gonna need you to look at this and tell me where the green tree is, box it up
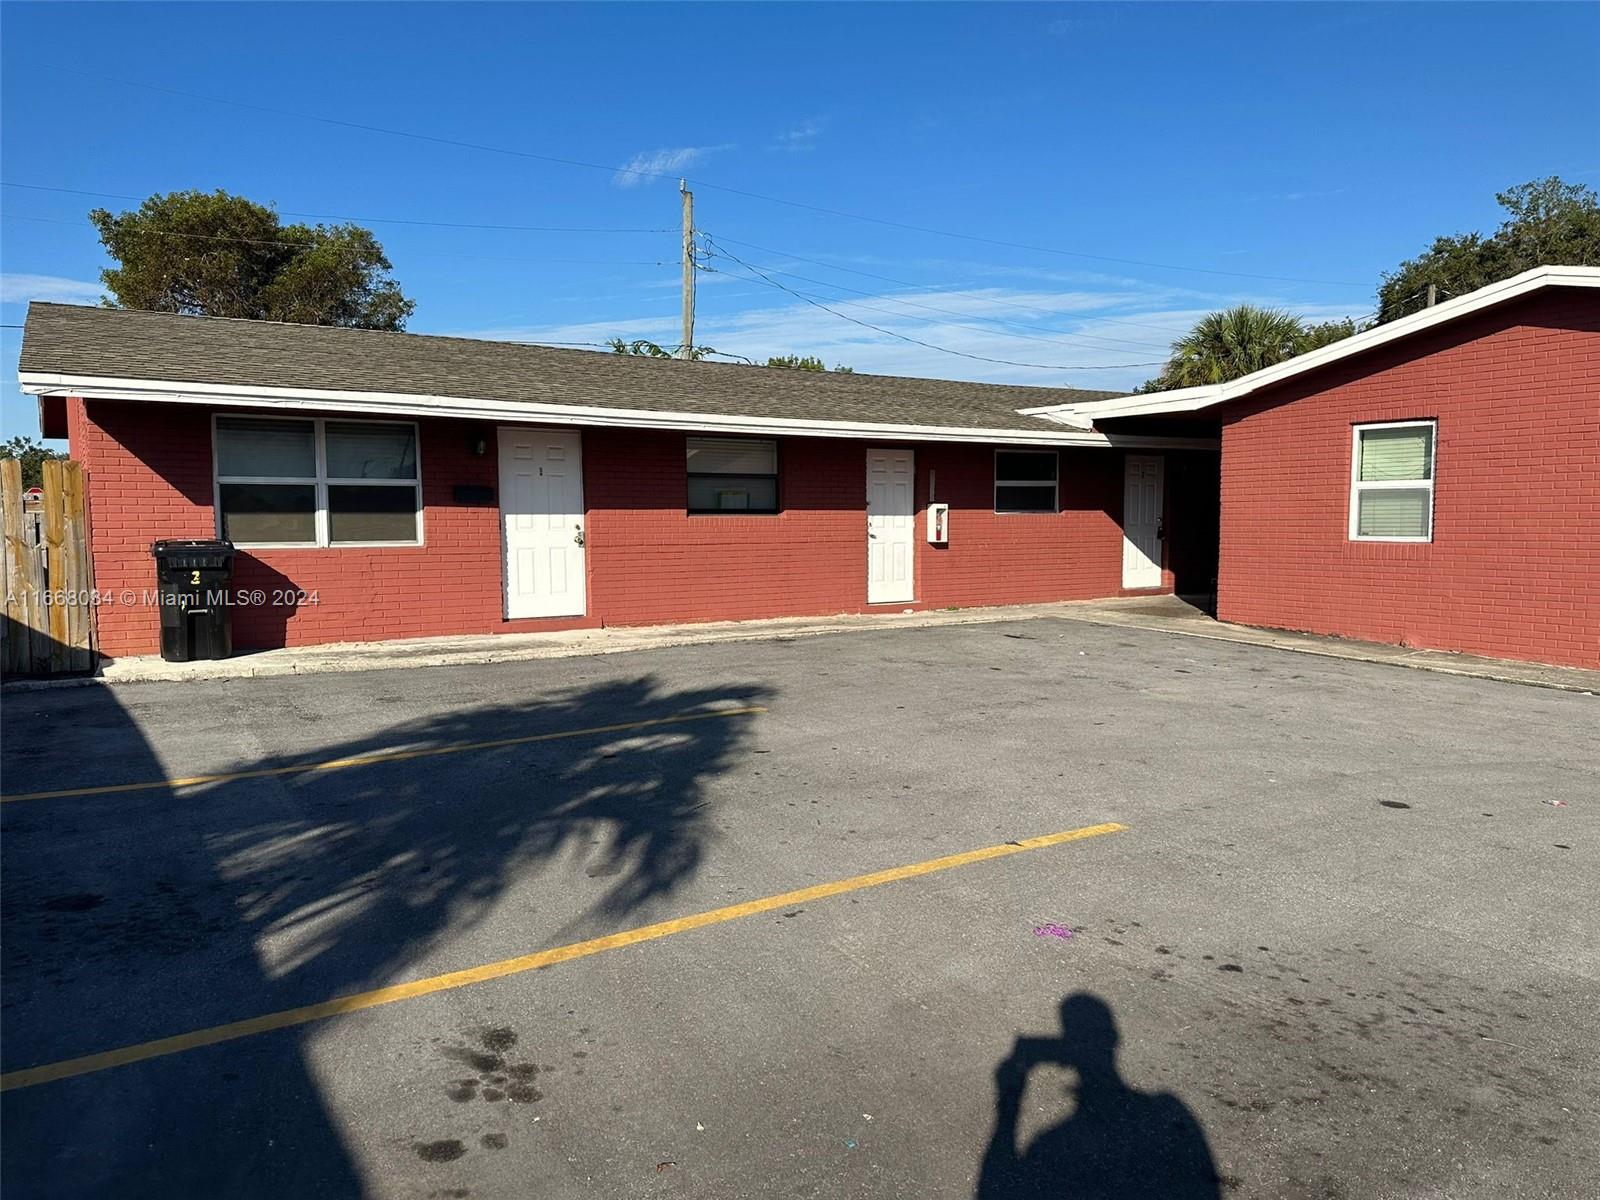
[90,189,415,329]
[1141,305,1310,390]
[606,337,709,360]
[1376,177,1600,322]
[605,341,854,371]
[1297,317,1361,353]
[764,354,853,373]
[1,436,67,489]
[1140,307,1365,391]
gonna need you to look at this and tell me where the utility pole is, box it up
[1425,283,1437,308]
[680,179,695,359]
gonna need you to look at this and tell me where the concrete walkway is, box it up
[6,595,1595,693]
[1053,595,1599,694]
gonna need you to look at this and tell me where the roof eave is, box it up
[1030,265,1600,424]
[17,371,1220,450]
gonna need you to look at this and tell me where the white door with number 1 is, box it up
[1122,454,1164,589]
[500,428,586,618]
[866,448,915,603]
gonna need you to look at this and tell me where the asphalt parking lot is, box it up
[2,617,1596,1199]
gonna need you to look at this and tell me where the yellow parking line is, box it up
[0,821,1124,1092]
[0,706,768,804]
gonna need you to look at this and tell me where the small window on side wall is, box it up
[995,450,1058,513]
[1350,421,1435,541]
[687,436,779,513]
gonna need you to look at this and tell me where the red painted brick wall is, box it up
[1216,289,1600,669]
[69,399,1205,657]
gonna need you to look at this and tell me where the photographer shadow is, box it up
[977,993,1220,1200]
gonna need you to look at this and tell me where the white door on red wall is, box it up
[1122,455,1164,589]
[499,428,586,618]
[866,448,915,603]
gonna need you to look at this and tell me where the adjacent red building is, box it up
[1043,266,1599,670]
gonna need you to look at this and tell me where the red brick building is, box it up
[1040,266,1599,670]
[20,303,1218,659]
[20,266,1596,669]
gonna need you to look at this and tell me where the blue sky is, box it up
[3,1,1596,443]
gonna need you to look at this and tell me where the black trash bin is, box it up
[152,539,236,662]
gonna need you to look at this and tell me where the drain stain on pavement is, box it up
[414,1139,467,1163]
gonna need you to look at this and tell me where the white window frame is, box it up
[685,435,781,515]
[993,449,1059,514]
[212,413,424,549]
[1348,419,1436,543]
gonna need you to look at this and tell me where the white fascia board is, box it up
[1021,408,1098,431]
[16,371,1220,450]
[1049,386,1224,422]
[1019,266,1600,423]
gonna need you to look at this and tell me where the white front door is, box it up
[1122,454,1164,589]
[866,448,915,604]
[499,428,586,618]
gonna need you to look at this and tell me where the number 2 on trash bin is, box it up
[190,570,201,585]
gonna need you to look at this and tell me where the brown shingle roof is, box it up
[19,303,1122,433]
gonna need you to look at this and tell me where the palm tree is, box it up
[1144,305,1309,390]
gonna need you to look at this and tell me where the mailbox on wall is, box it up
[927,502,949,545]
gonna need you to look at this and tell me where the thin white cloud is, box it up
[613,145,727,188]
[773,118,823,152]
[448,283,1366,393]
[0,274,102,305]
[1245,187,1350,204]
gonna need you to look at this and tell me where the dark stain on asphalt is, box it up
[1379,801,1411,810]
[444,1046,505,1074]
[415,1139,467,1163]
[481,1133,508,1151]
[440,1029,543,1105]
[1219,963,1244,973]
[40,893,105,913]
[480,1027,517,1053]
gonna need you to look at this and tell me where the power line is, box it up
[3,213,671,267]
[39,68,1369,289]
[701,236,1169,353]
[703,251,1163,356]
[707,243,1162,375]
[702,233,1204,338]
[0,182,674,234]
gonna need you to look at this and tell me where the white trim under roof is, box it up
[16,371,1220,450]
[1024,265,1600,427]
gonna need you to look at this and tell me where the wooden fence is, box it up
[2,458,97,677]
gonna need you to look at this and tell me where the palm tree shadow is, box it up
[977,993,1221,1200]
[202,674,765,999]
[1,671,768,1198]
